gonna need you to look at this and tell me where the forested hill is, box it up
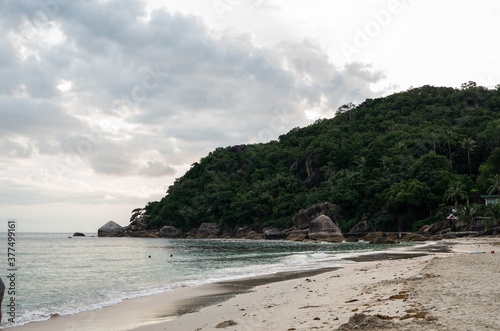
[139,83,500,233]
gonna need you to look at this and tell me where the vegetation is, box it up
[137,83,500,232]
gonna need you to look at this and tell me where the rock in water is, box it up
[159,226,182,238]
[73,232,85,237]
[98,221,124,237]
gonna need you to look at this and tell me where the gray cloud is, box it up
[0,0,384,179]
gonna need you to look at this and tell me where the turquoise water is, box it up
[0,233,411,328]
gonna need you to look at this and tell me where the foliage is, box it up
[136,84,500,232]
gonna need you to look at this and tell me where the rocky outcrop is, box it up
[292,209,312,230]
[304,169,324,188]
[292,202,340,230]
[159,226,182,238]
[195,223,220,238]
[263,227,286,240]
[349,218,375,234]
[234,226,252,238]
[286,229,309,241]
[403,233,428,241]
[361,231,384,241]
[308,215,344,242]
[422,220,450,235]
[98,221,124,237]
[245,231,264,239]
[73,232,85,237]
[129,215,152,232]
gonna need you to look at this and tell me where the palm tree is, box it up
[461,138,477,175]
[488,174,500,195]
[444,181,467,211]
[456,200,480,231]
[484,203,500,230]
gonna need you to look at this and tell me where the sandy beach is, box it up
[8,237,500,331]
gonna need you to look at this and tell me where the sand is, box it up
[8,237,500,331]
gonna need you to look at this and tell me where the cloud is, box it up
[0,0,385,220]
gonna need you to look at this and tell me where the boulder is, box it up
[346,236,359,242]
[425,220,449,234]
[159,226,182,238]
[308,215,344,242]
[361,231,384,241]
[263,227,285,240]
[371,236,397,245]
[196,223,220,238]
[304,169,324,188]
[403,233,429,241]
[286,230,309,241]
[73,232,85,237]
[98,221,124,237]
[245,231,264,240]
[292,209,312,230]
[349,219,375,234]
[306,202,340,226]
[234,226,252,238]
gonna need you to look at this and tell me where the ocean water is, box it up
[0,233,414,328]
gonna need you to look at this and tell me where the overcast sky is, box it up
[1,0,499,233]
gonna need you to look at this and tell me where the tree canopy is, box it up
[139,84,500,232]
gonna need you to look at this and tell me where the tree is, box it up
[488,174,500,195]
[461,138,477,176]
[484,203,500,230]
[456,200,480,231]
[443,130,455,166]
[443,182,467,211]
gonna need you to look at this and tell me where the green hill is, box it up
[138,83,500,233]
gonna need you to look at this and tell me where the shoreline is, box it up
[7,241,437,331]
[9,237,499,330]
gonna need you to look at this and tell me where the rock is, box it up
[403,233,429,241]
[196,223,220,238]
[371,236,386,244]
[286,230,309,241]
[185,228,198,237]
[293,202,340,230]
[292,209,312,230]
[263,227,285,240]
[215,320,237,328]
[159,226,182,238]
[98,221,124,237]
[418,225,430,233]
[425,220,449,234]
[73,232,85,237]
[308,215,344,242]
[337,313,400,330]
[361,231,383,241]
[234,226,252,238]
[349,218,375,234]
[245,231,264,239]
[304,169,324,188]
[346,236,359,242]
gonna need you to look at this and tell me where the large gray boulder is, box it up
[308,215,344,242]
[159,226,182,238]
[195,223,220,238]
[292,202,340,229]
[98,221,124,237]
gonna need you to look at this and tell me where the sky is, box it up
[1,0,499,233]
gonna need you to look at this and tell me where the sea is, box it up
[0,232,418,328]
